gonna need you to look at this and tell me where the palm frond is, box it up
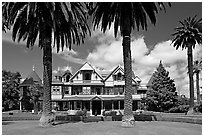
[172,16,202,50]
[92,2,168,37]
[3,2,90,52]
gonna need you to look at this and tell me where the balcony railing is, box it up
[83,80,91,83]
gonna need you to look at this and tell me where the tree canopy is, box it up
[2,70,21,111]
[146,61,177,112]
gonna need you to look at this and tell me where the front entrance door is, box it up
[92,100,101,115]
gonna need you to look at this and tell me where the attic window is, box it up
[66,75,70,82]
[85,73,91,80]
[117,72,122,81]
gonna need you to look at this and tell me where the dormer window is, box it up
[66,75,70,82]
[117,72,122,81]
[85,73,91,80]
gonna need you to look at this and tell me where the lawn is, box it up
[2,120,202,135]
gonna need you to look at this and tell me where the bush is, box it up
[168,105,189,113]
[102,110,118,116]
[193,104,202,113]
[75,110,83,116]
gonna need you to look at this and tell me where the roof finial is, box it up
[160,60,162,64]
[33,65,35,71]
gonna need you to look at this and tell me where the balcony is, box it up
[83,80,91,83]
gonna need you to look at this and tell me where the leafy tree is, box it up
[28,81,43,114]
[2,2,90,127]
[171,16,202,113]
[89,2,170,127]
[193,60,202,105]
[146,61,177,112]
[2,70,21,111]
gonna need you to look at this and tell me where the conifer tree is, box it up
[146,61,177,112]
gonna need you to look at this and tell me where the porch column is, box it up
[101,100,103,115]
[102,86,104,95]
[19,101,22,111]
[90,101,92,115]
[118,100,120,110]
[112,101,114,110]
[80,101,82,110]
[74,101,77,110]
[70,101,73,110]
[101,100,103,109]
[68,102,70,110]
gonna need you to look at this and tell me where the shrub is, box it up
[193,104,202,113]
[168,105,189,113]
[102,110,118,116]
[75,110,83,116]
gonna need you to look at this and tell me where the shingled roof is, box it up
[20,70,42,87]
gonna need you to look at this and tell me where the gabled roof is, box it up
[147,74,154,87]
[20,70,42,87]
[135,76,141,82]
[104,65,123,81]
[104,64,138,84]
[62,70,72,77]
[70,62,103,81]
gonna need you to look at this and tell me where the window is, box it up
[72,86,82,95]
[113,75,117,81]
[85,73,91,80]
[83,86,91,95]
[64,86,70,95]
[52,86,61,95]
[96,87,101,95]
[117,72,122,81]
[66,75,70,82]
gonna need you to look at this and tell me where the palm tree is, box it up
[193,60,202,105]
[91,2,169,127]
[3,2,90,127]
[171,16,202,113]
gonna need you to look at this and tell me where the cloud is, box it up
[52,43,85,65]
[86,29,202,97]
[3,29,85,65]
[53,65,73,74]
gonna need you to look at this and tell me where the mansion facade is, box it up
[52,62,147,115]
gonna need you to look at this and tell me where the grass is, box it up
[2,120,202,135]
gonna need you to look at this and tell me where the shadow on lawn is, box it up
[2,121,14,125]
[53,121,80,126]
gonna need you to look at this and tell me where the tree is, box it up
[28,82,43,114]
[145,61,177,112]
[193,60,202,105]
[171,16,202,113]
[2,70,21,111]
[3,2,90,127]
[90,2,169,127]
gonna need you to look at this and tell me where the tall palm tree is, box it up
[3,2,90,127]
[193,60,202,105]
[171,16,202,113]
[91,2,169,127]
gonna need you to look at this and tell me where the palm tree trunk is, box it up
[196,72,200,105]
[121,11,135,127]
[187,44,194,114]
[39,25,54,127]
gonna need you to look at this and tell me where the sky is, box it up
[2,2,202,97]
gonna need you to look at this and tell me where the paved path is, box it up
[2,120,202,135]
